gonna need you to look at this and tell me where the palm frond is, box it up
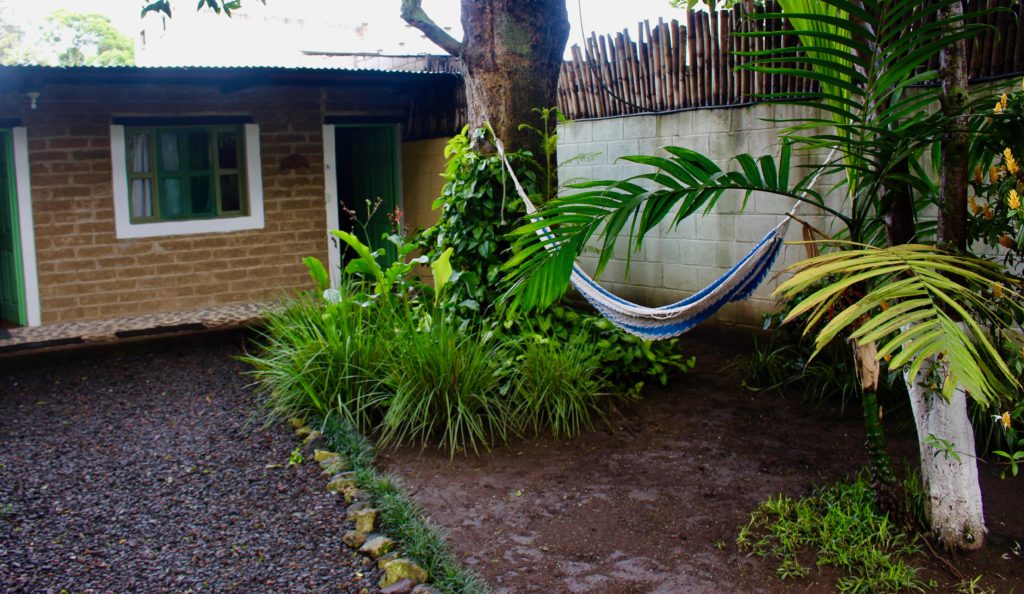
[775,244,1024,405]
[503,141,835,311]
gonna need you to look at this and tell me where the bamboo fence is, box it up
[557,0,1024,120]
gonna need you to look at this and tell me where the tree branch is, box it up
[400,0,462,57]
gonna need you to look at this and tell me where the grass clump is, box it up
[379,316,509,454]
[513,330,621,438]
[319,414,491,594]
[737,472,927,593]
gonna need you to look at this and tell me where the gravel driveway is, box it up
[0,336,381,594]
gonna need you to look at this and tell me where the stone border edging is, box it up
[290,418,442,594]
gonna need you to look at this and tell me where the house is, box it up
[0,64,463,330]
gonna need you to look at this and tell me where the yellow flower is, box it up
[990,165,1000,183]
[993,282,1004,298]
[1006,148,1019,175]
[974,166,984,184]
[1010,188,1021,210]
[1001,93,1009,111]
[969,194,981,215]
[1000,411,1011,429]
[983,203,994,220]
[995,100,1004,114]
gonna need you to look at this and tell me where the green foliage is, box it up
[241,292,390,432]
[378,314,509,455]
[775,243,1024,406]
[737,473,927,593]
[512,330,618,438]
[286,445,303,467]
[419,126,538,319]
[44,10,134,66]
[317,415,491,594]
[142,0,263,18]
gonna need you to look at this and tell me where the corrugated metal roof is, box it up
[0,60,460,76]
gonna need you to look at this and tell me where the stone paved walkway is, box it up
[0,303,271,356]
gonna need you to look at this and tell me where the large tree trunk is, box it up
[402,0,570,156]
[906,0,985,551]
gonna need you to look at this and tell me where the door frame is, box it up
[1,127,40,327]
[321,122,402,289]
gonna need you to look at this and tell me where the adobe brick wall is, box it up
[558,104,841,330]
[0,81,446,325]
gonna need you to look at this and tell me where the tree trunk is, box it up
[402,0,570,157]
[937,1,970,253]
[905,358,986,550]
[904,0,986,551]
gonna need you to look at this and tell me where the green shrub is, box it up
[512,330,620,438]
[378,314,511,454]
[737,472,927,593]
[242,292,390,431]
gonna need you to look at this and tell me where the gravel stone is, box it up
[0,339,384,593]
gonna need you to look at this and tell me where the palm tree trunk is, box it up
[909,0,986,550]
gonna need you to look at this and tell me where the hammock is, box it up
[495,138,795,341]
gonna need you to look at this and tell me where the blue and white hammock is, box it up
[495,138,796,341]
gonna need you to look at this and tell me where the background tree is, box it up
[0,2,40,65]
[43,10,134,66]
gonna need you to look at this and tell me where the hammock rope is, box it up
[495,137,804,341]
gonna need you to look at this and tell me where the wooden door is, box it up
[334,125,400,264]
[0,130,25,326]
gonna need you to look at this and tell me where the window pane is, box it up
[128,133,150,174]
[218,132,239,169]
[130,179,153,218]
[161,178,183,218]
[191,175,213,216]
[219,174,241,212]
[188,131,210,170]
[160,133,180,172]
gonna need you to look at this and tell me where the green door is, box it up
[334,125,400,263]
[0,129,26,326]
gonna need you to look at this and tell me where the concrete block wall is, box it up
[558,103,841,329]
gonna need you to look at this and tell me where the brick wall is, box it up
[558,104,840,329]
[0,80,447,325]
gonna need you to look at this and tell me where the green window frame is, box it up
[124,125,248,223]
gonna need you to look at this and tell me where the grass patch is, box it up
[319,414,491,594]
[737,472,928,593]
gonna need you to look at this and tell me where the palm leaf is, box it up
[775,244,1024,405]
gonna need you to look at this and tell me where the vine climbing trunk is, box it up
[853,340,907,525]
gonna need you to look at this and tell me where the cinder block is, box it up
[622,115,657,140]
[591,118,624,142]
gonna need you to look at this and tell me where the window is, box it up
[110,120,264,239]
[125,126,246,222]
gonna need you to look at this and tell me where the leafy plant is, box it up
[418,126,538,320]
[377,313,510,455]
[737,473,926,593]
[286,445,304,467]
[512,330,618,438]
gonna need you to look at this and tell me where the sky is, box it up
[3,0,686,62]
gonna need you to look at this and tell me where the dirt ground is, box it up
[381,335,1024,594]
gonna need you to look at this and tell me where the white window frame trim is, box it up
[110,123,265,239]
[12,127,41,326]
